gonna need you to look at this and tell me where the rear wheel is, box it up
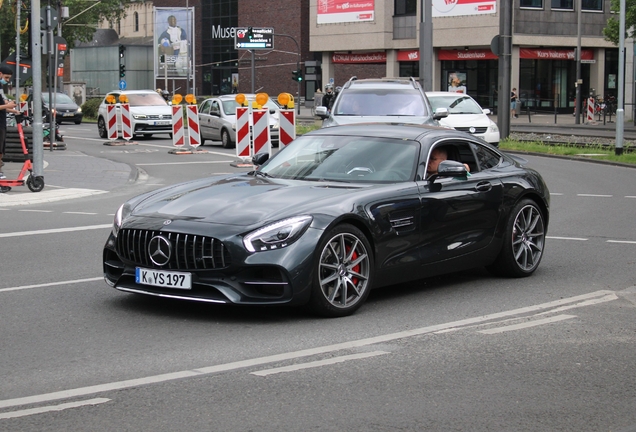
[309,224,373,317]
[487,199,545,277]
[221,129,233,149]
[27,175,45,192]
[97,117,107,138]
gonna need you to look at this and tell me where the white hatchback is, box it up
[97,90,173,139]
[426,91,500,146]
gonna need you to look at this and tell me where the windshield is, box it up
[42,93,75,105]
[428,95,484,114]
[333,89,427,117]
[258,135,419,183]
[221,99,278,116]
[125,93,169,107]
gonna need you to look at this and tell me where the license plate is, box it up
[154,121,170,126]
[135,268,192,289]
[63,113,74,117]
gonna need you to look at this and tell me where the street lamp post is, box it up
[274,33,301,115]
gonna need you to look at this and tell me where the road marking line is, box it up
[0,224,111,238]
[63,212,99,215]
[577,194,613,197]
[136,161,235,166]
[478,314,577,334]
[0,398,110,419]
[18,209,53,213]
[251,351,390,377]
[607,240,636,245]
[547,236,588,241]
[626,196,636,199]
[0,290,615,411]
[0,277,103,293]
[549,193,563,196]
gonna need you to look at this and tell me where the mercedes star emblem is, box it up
[148,236,172,266]
[469,127,476,134]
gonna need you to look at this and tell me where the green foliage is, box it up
[603,0,636,45]
[81,97,103,119]
[500,139,636,165]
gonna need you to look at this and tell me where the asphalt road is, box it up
[0,124,634,431]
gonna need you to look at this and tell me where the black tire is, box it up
[309,224,373,317]
[97,117,107,138]
[221,129,233,149]
[74,120,82,125]
[27,175,45,192]
[487,199,546,278]
[200,137,206,146]
[143,134,153,139]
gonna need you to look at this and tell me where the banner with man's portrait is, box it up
[154,7,194,79]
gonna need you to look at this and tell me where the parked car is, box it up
[315,77,448,127]
[198,94,280,148]
[97,90,172,139]
[426,91,500,146]
[28,92,83,125]
[103,123,549,317]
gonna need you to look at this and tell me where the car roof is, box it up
[305,123,453,140]
[346,78,421,91]
[107,89,160,94]
[426,91,476,98]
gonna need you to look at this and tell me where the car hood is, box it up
[130,175,364,227]
[326,115,432,127]
[129,105,172,116]
[439,113,493,128]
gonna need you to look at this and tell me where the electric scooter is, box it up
[0,113,45,193]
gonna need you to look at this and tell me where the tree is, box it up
[603,0,636,45]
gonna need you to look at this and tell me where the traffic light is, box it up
[247,27,253,39]
[119,44,126,58]
[119,64,126,78]
[292,70,303,82]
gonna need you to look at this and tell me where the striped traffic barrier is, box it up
[236,107,251,159]
[279,109,295,147]
[171,105,185,147]
[252,108,271,156]
[587,97,595,123]
[106,105,118,140]
[120,103,133,140]
[186,105,201,148]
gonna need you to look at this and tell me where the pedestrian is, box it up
[0,65,18,192]
[511,88,519,119]
[322,85,335,112]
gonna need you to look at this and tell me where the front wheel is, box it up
[309,224,373,317]
[488,199,546,277]
[221,129,233,149]
[27,175,45,192]
[97,117,107,138]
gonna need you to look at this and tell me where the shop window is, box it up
[395,0,417,16]
[582,0,602,11]
[133,12,139,32]
[551,0,573,10]
[520,0,543,8]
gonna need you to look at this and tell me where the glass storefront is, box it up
[200,0,238,96]
[440,60,498,109]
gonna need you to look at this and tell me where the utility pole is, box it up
[496,0,513,140]
[616,0,625,155]
[575,0,582,124]
[31,0,44,177]
[419,0,433,91]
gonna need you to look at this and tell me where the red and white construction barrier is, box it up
[186,105,201,148]
[587,97,595,123]
[120,103,133,140]
[235,107,251,159]
[106,105,118,140]
[279,109,295,147]
[252,109,271,156]
[171,105,185,147]
[19,101,28,115]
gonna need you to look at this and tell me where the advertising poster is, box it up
[154,7,194,78]
[317,0,374,24]
[432,0,496,18]
[447,71,467,94]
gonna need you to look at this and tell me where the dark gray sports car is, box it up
[103,123,549,317]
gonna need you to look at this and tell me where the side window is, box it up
[199,100,210,114]
[423,141,477,178]
[210,101,220,115]
[470,143,502,171]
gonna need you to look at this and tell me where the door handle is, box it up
[475,181,492,192]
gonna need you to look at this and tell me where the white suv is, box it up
[97,90,173,139]
[315,77,448,127]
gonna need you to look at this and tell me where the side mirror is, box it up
[315,105,329,119]
[433,107,449,120]
[427,160,467,186]
[252,152,270,167]
[483,108,491,115]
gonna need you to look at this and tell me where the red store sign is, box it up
[520,48,594,60]
[332,52,386,63]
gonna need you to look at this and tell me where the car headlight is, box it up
[244,216,313,252]
[232,123,236,130]
[489,121,499,133]
[77,107,82,113]
[133,114,147,119]
[112,203,131,236]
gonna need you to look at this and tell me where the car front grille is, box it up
[455,126,488,134]
[146,115,169,120]
[115,229,231,270]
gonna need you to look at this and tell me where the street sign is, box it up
[119,80,127,90]
[235,27,274,50]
